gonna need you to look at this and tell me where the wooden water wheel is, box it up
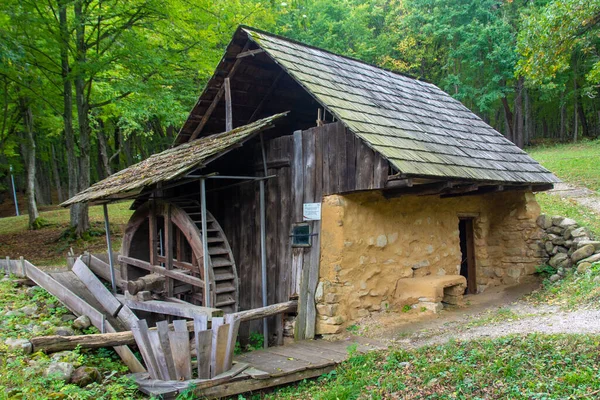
[121,199,239,313]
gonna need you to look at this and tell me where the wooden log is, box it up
[127,273,166,295]
[119,255,205,288]
[231,300,298,323]
[86,254,125,288]
[30,331,137,353]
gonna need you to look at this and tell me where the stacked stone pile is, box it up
[536,214,600,280]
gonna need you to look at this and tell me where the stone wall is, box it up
[316,190,545,335]
[536,214,600,278]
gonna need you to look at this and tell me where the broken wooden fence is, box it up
[131,314,241,381]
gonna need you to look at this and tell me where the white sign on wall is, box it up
[303,203,322,221]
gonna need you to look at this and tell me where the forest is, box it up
[1,0,599,234]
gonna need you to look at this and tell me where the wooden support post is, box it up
[102,203,117,293]
[259,179,268,348]
[164,203,174,298]
[200,178,210,307]
[224,77,232,131]
[148,201,158,267]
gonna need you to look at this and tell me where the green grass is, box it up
[528,139,600,191]
[264,334,600,399]
[0,201,133,236]
[0,278,141,399]
[535,193,600,237]
[527,262,600,310]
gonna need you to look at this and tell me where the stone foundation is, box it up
[316,190,544,335]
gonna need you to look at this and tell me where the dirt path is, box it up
[353,279,600,350]
[548,182,600,214]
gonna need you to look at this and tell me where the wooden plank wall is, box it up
[209,122,389,341]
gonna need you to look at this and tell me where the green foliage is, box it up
[535,264,558,277]
[247,332,265,352]
[401,305,411,313]
[528,262,600,309]
[0,279,140,398]
[268,335,600,399]
[30,218,50,231]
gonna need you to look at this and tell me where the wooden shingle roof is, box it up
[241,28,558,184]
[61,113,286,206]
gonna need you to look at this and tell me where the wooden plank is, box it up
[156,320,177,380]
[234,350,311,376]
[87,254,125,288]
[223,314,240,371]
[214,323,230,376]
[119,297,221,319]
[194,315,212,379]
[169,320,192,380]
[210,317,224,378]
[165,204,174,298]
[119,255,205,288]
[24,261,105,328]
[197,365,335,399]
[374,153,390,189]
[224,77,232,131]
[72,258,123,317]
[304,220,320,339]
[327,124,339,194]
[131,319,160,379]
[291,130,304,221]
[345,126,357,192]
[268,345,338,366]
[147,330,171,381]
[335,123,347,192]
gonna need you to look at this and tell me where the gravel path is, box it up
[405,308,600,349]
[548,182,600,214]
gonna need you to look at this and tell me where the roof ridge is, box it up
[239,25,434,86]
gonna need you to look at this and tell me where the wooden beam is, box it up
[164,204,174,297]
[188,42,250,141]
[120,297,222,320]
[384,181,455,198]
[119,255,205,288]
[384,178,413,189]
[236,48,265,58]
[148,201,158,266]
[224,77,232,131]
[231,300,297,323]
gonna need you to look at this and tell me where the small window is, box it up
[291,223,311,247]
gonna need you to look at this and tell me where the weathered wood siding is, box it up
[209,122,390,340]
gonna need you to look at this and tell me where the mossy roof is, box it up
[61,113,286,206]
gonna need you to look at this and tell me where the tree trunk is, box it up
[577,97,589,138]
[21,101,39,228]
[513,76,524,148]
[524,86,532,145]
[573,57,578,143]
[560,91,566,140]
[74,1,90,236]
[58,0,84,231]
[501,97,514,143]
[97,122,112,176]
[51,144,65,203]
[122,130,133,167]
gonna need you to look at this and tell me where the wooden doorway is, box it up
[459,217,477,294]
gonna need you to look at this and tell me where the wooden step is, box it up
[213,272,235,281]
[215,299,236,307]
[208,247,229,256]
[215,284,236,294]
[211,258,233,268]
[207,237,224,244]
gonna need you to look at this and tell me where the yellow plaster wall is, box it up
[315,190,544,334]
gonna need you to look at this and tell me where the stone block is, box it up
[444,284,466,296]
[579,253,600,265]
[549,253,568,268]
[577,262,592,274]
[316,303,338,317]
[324,293,339,304]
[558,217,578,228]
[576,241,600,251]
[442,294,463,305]
[316,321,343,335]
[571,244,596,263]
[547,226,564,235]
[571,227,590,238]
[417,301,443,313]
[323,316,345,325]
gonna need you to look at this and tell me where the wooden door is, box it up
[459,217,477,294]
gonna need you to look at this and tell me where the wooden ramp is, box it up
[134,336,387,399]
